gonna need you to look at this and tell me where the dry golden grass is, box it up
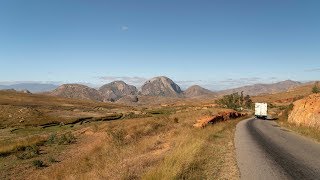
[279,120,320,142]
[25,108,243,180]
[143,117,243,180]
[0,135,47,156]
[0,90,243,179]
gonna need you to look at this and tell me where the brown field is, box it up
[0,90,245,179]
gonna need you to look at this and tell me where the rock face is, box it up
[50,84,102,101]
[98,81,138,102]
[218,80,302,96]
[184,85,213,97]
[193,110,247,128]
[288,94,320,128]
[140,76,182,97]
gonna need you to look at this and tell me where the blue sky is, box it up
[0,0,319,90]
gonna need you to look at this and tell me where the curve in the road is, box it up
[235,118,320,180]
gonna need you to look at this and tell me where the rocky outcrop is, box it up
[98,81,138,102]
[288,94,320,128]
[50,84,102,101]
[140,76,182,97]
[193,110,247,128]
[184,85,213,97]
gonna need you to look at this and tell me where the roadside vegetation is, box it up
[312,82,320,93]
[216,92,253,110]
[275,103,320,142]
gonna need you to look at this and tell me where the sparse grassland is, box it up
[24,109,244,179]
[0,90,244,179]
[143,117,243,180]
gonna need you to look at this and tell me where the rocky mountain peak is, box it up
[98,81,138,102]
[50,84,102,101]
[184,85,213,97]
[140,76,182,97]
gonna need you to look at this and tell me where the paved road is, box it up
[235,118,320,180]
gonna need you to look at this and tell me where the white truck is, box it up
[255,103,268,119]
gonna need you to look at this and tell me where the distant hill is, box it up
[252,82,316,104]
[184,85,214,97]
[140,76,183,97]
[49,84,102,101]
[218,80,302,96]
[0,83,58,93]
[99,81,138,102]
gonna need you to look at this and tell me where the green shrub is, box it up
[288,103,294,111]
[58,132,76,145]
[278,103,294,122]
[312,84,320,93]
[147,108,175,115]
[16,145,40,160]
[216,92,253,110]
[46,132,76,145]
[32,160,45,168]
[269,103,276,108]
[47,133,57,144]
[125,112,150,119]
[48,156,57,163]
[107,128,126,146]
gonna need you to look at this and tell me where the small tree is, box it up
[240,91,244,106]
[312,83,320,93]
[217,92,253,110]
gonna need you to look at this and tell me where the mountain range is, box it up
[217,80,302,96]
[1,77,312,103]
[0,83,58,93]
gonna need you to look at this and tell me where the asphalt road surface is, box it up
[235,118,320,180]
